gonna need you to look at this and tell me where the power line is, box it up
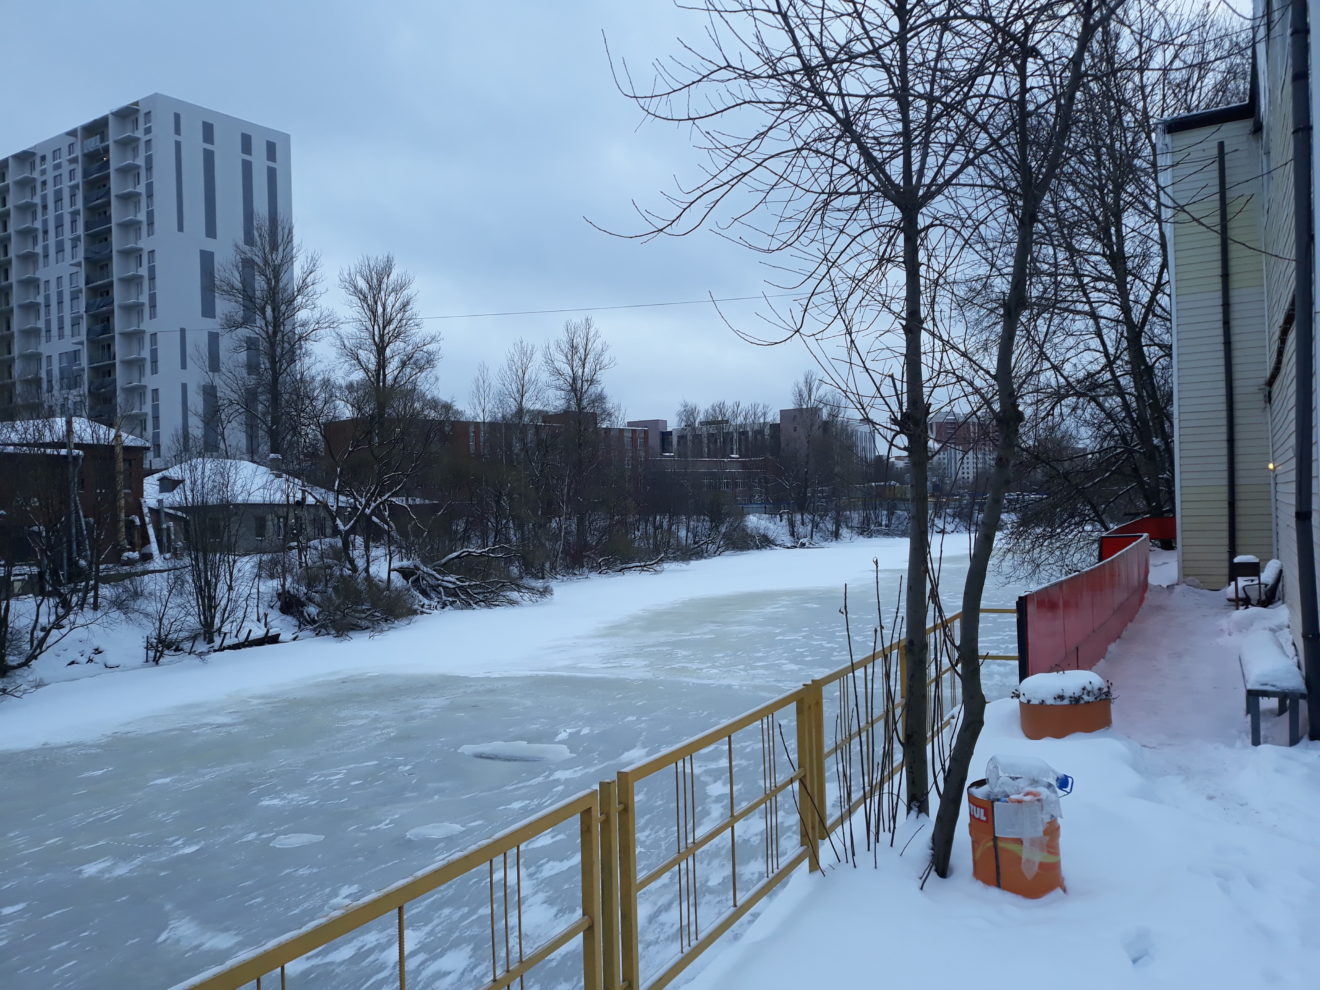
[418,291,801,322]
[121,291,805,335]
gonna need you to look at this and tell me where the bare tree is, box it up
[337,255,441,433]
[615,0,1002,815]
[170,456,253,646]
[496,338,545,424]
[543,317,615,569]
[214,215,335,466]
[927,0,1121,878]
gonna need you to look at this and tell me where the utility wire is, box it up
[95,291,803,336]
[418,291,801,321]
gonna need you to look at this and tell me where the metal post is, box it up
[580,795,603,990]
[616,774,640,990]
[597,780,620,990]
[794,684,824,871]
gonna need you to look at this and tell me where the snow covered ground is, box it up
[680,572,1320,990]
[0,536,1026,989]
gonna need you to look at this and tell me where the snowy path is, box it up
[0,538,1024,989]
[680,576,1320,990]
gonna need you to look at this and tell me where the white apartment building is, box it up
[0,94,291,468]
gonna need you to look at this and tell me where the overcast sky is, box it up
[5,0,822,423]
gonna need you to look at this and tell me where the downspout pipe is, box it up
[1289,0,1320,739]
[1218,141,1238,562]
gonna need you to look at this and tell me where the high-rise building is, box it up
[0,94,291,467]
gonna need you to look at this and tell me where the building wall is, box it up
[1165,115,1274,588]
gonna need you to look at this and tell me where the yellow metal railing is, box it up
[180,791,603,990]
[182,608,1018,990]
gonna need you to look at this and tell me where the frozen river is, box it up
[0,538,1024,988]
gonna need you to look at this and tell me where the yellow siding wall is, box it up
[1167,117,1274,588]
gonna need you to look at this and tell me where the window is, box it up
[72,316,81,338]
[70,215,78,234]
[149,332,159,374]
[266,140,277,162]
[53,146,61,161]
[144,110,152,126]
[202,120,214,145]
[241,133,252,156]
[68,166,76,182]
[54,174,62,187]
[173,112,182,136]
[70,188,78,207]
[70,271,79,288]
[254,515,267,540]
[179,328,187,369]
[67,142,74,157]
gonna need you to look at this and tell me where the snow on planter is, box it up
[1013,670,1111,705]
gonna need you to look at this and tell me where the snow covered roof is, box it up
[144,458,333,508]
[0,417,150,449]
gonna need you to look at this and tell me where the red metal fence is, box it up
[1098,515,1176,561]
[1016,517,1172,680]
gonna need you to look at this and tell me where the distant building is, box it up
[0,416,149,555]
[930,410,997,489]
[145,457,330,554]
[628,408,873,505]
[0,94,292,467]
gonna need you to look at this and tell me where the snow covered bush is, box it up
[1012,670,1113,705]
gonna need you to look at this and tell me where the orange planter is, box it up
[967,781,1065,898]
[1018,698,1111,739]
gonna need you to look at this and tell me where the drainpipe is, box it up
[1218,141,1238,563]
[1290,0,1320,739]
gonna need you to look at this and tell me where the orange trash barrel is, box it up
[967,779,1065,898]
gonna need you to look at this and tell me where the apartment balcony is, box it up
[84,242,113,262]
[114,187,142,201]
[15,243,37,258]
[14,215,37,233]
[117,297,144,312]
[113,156,141,171]
[15,271,39,284]
[116,323,144,335]
[85,296,115,314]
[115,214,143,229]
[85,188,111,208]
[82,136,107,154]
[11,171,36,188]
[85,216,112,236]
[13,191,36,209]
[112,131,141,146]
[87,321,115,339]
[117,269,144,283]
[83,160,110,180]
[89,352,117,368]
[115,239,143,253]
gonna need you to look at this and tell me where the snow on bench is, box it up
[1238,629,1307,746]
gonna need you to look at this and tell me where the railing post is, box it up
[580,791,604,990]
[795,681,825,871]
[598,780,620,990]
[616,773,641,990]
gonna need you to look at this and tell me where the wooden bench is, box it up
[1239,630,1308,746]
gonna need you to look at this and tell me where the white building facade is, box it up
[0,94,291,468]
